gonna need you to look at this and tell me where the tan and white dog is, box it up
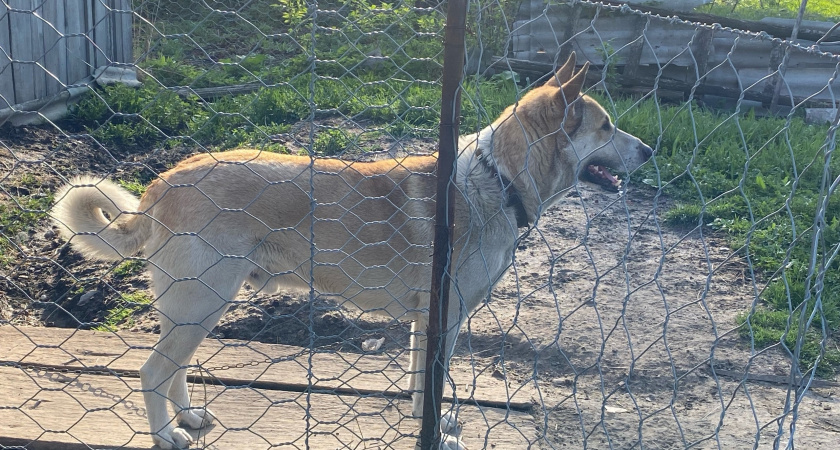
[51,53,652,449]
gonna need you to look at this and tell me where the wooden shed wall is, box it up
[511,1,840,106]
[0,0,132,110]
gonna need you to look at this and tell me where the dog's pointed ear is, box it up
[557,61,589,104]
[544,52,577,88]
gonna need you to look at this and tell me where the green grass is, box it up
[112,259,145,277]
[93,292,154,332]
[695,0,840,22]
[607,94,839,375]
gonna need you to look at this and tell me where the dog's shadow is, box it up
[214,293,414,355]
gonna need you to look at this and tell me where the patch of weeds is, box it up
[313,128,352,156]
[71,90,110,124]
[272,0,309,26]
[144,54,202,86]
[18,173,40,188]
[229,123,293,152]
[112,259,145,277]
[250,85,309,125]
[74,83,204,149]
[117,179,147,196]
[663,204,703,227]
[737,308,840,377]
[0,194,54,265]
[93,292,153,332]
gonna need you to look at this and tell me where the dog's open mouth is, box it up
[584,164,622,191]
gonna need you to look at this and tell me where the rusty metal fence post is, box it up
[420,0,468,448]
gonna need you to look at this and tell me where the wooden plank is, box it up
[0,326,537,410]
[64,0,89,85]
[691,27,714,88]
[491,57,839,108]
[41,0,63,94]
[92,0,110,69]
[620,15,648,81]
[9,0,36,104]
[31,0,46,98]
[115,0,132,64]
[112,0,123,63]
[0,1,14,108]
[0,366,537,449]
[84,0,95,80]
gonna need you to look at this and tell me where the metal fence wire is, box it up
[1,0,839,449]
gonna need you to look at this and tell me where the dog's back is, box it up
[133,150,439,313]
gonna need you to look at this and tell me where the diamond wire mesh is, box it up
[0,0,838,449]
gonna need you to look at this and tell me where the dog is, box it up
[51,53,652,448]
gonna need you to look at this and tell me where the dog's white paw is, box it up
[177,407,215,429]
[440,434,468,450]
[439,411,462,437]
[439,411,466,450]
[153,426,193,449]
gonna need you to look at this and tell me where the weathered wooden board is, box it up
[509,0,840,107]
[63,2,90,87]
[0,1,13,108]
[0,0,134,115]
[0,366,537,449]
[9,0,36,104]
[115,0,133,66]
[41,0,66,95]
[0,326,536,409]
[93,0,111,70]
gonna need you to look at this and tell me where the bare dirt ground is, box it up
[2,125,839,448]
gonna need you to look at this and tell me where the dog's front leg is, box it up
[141,342,196,449]
[408,316,428,417]
[170,366,216,430]
[409,304,468,418]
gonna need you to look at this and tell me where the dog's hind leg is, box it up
[142,254,246,449]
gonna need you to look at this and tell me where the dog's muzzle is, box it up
[639,143,653,161]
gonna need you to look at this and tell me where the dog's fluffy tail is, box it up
[51,176,151,261]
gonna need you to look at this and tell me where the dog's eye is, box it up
[601,121,612,131]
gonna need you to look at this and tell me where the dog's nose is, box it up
[639,143,653,160]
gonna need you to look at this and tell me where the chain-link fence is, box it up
[1,0,839,448]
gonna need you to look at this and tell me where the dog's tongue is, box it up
[586,164,621,187]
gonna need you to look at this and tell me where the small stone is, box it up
[79,290,98,305]
[361,337,385,352]
[44,230,55,239]
[551,377,571,387]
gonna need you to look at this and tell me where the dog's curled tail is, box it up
[51,176,151,261]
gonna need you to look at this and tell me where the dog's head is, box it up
[490,52,653,214]
[561,81,653,192]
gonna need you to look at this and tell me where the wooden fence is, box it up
[0,0,133,123]
[505,0,840,112]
